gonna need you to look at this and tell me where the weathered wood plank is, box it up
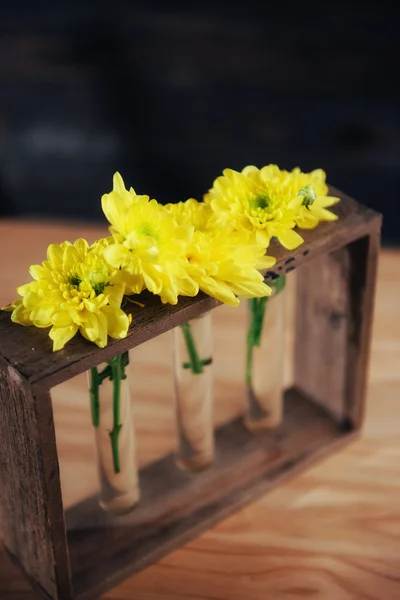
[0,369,71,599]
[294,248,351,421]
[294,225,381,428]
[344,231,381,428]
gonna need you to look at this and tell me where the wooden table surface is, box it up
[0,219,399,600]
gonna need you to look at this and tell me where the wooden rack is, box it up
[0,188,381,600]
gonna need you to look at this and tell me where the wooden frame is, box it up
[0,188,381,600]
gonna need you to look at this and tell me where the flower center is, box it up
[140,223,158,239]
[246,193,279,228]
[92,281,107,295]
[250,195,270,210]
[88,268,109,296]
[68,275,82,287]
[66,270,108,297]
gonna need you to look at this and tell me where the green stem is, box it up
[109,355,123,474]
[245,276,286,389]
[245,329,254,388]
[183,357,212,369]
[253,296,268,346]
[180,321,204,375]
[89,367,100,427]
[120,351,130,377]
[98,364,112,383]
[90,352,130,474]
[245,299,260,388]
[273,274,286,296]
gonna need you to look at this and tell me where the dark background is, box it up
[0,1,399,243]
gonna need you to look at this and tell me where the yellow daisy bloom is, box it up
[289,168,340,229]
[102,174,198,305]
[168,198,275,306]
[3,238,131,351]
[206,165,305,250]
[185,227,275,306]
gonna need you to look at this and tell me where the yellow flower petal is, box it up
[176,276,199,298]
[255,229,271,248]
[29,265,49,280]
[103,244,130,268]
[113,171,127,196]
[49,324,79,351]
[230,280,272,298]
[241,165,259,176]
[9,300,33,325]
[47,244,64,269]
[288,195,304,210]
[318,195,340,208]
[30,305,54,327]
[90,312,108,348]
[310,168,327,183]
[314,207,338,221]
[295,214,319,229]
[52,311,73,327]
[73,238,89,254]
[16,283,34,297]
[199,276,240,306]
[80,311,99,342]
[102,306,130,339]
[142,270,162,295]
[106,281,126,308]
[276,228,304,250]
[256,255,276,270]
[62,244,79,271]
[101,191,130,236]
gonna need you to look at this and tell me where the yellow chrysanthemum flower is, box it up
[3,238,131,351]
[168,198,275,306]
[186,228,275,306]
[102,173,198,305]
[206,165,305,250]
[288,167,340,229]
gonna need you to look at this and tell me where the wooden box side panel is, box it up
[0,368,72,600]
[344,231,381,427]
[294,229,381,427]
[294,247,351,421]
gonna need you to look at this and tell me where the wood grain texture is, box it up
[295,248,350,421]
[344,232,381,428]
[295,215,381,429]
[0,215,394,600]
[0,189,380,393]
[0,372,71,600]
